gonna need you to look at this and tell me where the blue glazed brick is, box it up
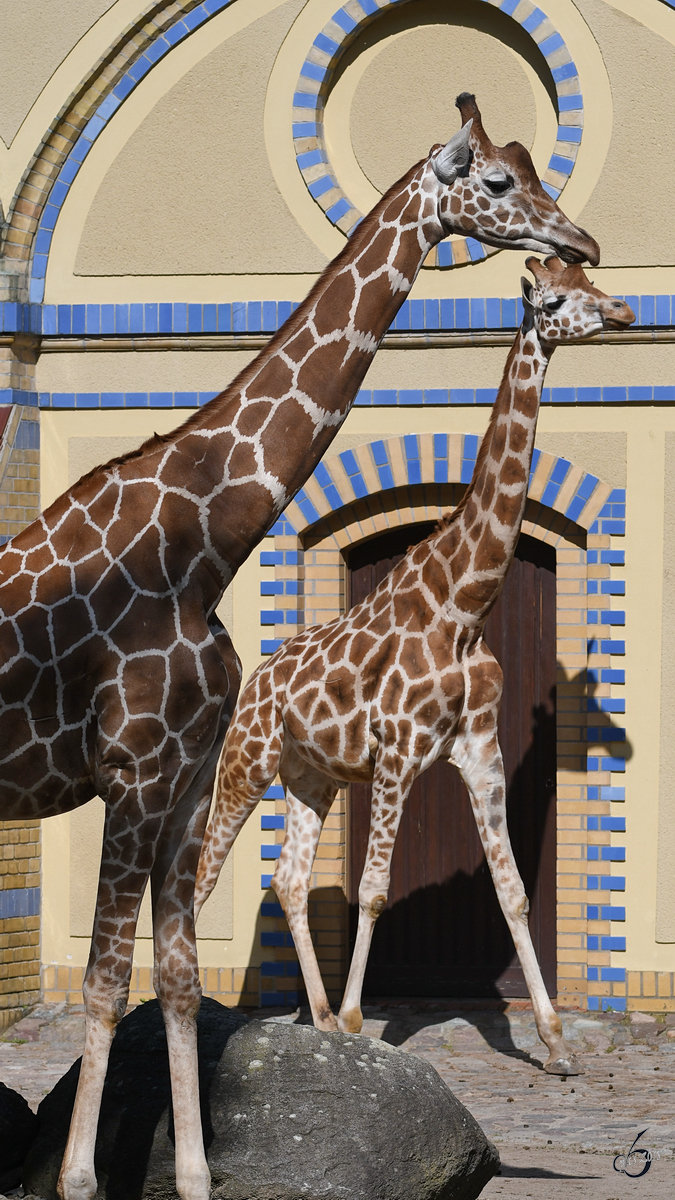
[394,303,410,331]
[601,817,626,832]
[261,815,285,829]
[601,965,626,980]
[552,61,579,84]
[409,299,425,329]
[101,392,124,407]
[476,388,497,406]
[308,174,334,199]
[57,306,71,335]
[522,7,546,32]
[141,303,157,333]
[587,905,599,919]
[440,298,454,328]
[603,875,625,890]
[115,305,129,335]
[202,304,217,332]
[501,298,518,327]
[125,392,148,407]
[261,639,283,654]
[601,846,625,861]
[152,393,174,408]
[333,7,357,34]
[263,784,285,800]
[217,303,232,331]
[601,905,626,920]
[437,242,454,267]
[292,121,319,139]
[232,302,246,332]
[297,148,326,170]
[247,301,262,331]
[129,303,143,332]
[548,153,574,176]
[173,303,187,333]
[587,967,598,982]
[262,301,277,332]
[425,299,440,329]
[499,0,520,13]
[187,304,202,332]
[655,295,670,324]
[587,846,599,861]
[425,389,448,406]
[328,198,353,225]
[52,393,75,408]
[315,31,338,53]
[455,298,470,328]
[466,239,486,261]
[278,301,293,326]
[640,295,655,325]
[540,33,565,57]
[470,298,485,328]
[485,297,501,328]
[301,59,326,83]
[42,305,57,335]
[587,934,599,949]
[587,995,600,1010]
[559,93,583,111]
[655,386,675,402]
[450,388,475,405]
[601,997,626,1012]
[399,389,423,406]
[291,90,317,111]
[261,844,282,859]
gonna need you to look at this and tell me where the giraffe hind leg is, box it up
[452,730,582,1076]
[272,768,338,1031]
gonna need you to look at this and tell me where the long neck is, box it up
[440,318,552,622]
[176,157,442,583]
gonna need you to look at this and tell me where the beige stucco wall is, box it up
[3,0,674,1002]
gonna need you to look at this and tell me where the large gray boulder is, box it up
[24,998,498,1200]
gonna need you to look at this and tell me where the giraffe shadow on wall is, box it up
[298,663,632,1065]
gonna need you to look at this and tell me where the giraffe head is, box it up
[521,255,635,343]
[430,93,600,265]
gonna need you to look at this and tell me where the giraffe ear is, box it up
[521,277,536,310]
[431,120,472,184]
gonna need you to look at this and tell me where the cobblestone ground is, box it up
[1,1000,674,1199]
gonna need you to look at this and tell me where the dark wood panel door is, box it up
[347,526,557,998]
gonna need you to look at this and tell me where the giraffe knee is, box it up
[360,892,387,920]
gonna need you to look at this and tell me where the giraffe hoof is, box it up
[543,1051,583,1076]
[337,1007,363,1034]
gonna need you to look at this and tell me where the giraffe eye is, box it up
[544,296,565,313]
[483,174,512,196]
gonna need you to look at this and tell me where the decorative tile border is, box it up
[4,293,672,340]
[254,434,629,1010]
[30,384,675,410]
[26,0,238,302]
[294,0,585,261]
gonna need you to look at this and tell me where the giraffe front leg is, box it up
[58,805,148,1200]
[338,767,410,1034]
[152,777,224,1200]
[272,774,338,1031]
[452,730,581,1076]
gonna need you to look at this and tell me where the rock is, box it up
[24,998,498,1200]
[0,1080,38,1193]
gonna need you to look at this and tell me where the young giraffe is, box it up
[195,257,634,1077]
[0,94,598,1200]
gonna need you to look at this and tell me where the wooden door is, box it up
[347,525,557,998]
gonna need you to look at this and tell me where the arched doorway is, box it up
[347,525,557,999]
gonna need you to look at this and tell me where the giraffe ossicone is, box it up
[195,257,634,1078]
[1,94,599,1200]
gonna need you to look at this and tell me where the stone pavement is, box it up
[1,999,674,1198]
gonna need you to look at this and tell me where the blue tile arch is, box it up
[294,0,585,262]
[28,0,238,303]
[262,435,628,1010]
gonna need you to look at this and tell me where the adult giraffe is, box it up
[194,258,633,1076]
[1,96,598,1200]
